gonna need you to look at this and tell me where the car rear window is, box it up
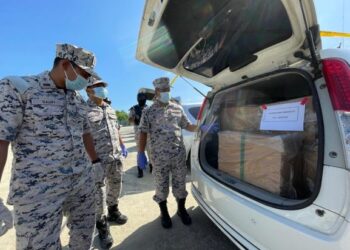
[148,0,292,77]
[199,71,321,206]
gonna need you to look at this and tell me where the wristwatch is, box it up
[92,158,101,164]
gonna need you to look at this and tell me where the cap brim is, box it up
[80,66,101,81]
[91,80,108,87]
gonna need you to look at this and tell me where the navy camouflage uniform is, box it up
[0,72,95,250]
[139,100,190,203]
[128,106,152,160]
[86,99,123,220]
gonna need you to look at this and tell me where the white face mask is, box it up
[64,64,89,90]
[159,92,170,103]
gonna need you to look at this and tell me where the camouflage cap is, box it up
[56,43,100,79]
[153,77,170,90]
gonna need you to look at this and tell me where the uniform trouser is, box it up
[95,159,123,220]
[13,168,95,250]
[152,150,188,203]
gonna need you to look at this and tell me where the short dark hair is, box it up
[53,57,63,68]
[53,57,79,68]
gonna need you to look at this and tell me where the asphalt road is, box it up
[0,126,237,250]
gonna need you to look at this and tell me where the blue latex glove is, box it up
[121,144,128,158]
[137,152,148,170]
[200,123,219,134]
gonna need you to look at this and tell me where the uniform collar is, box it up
[87,98,107,108]
[38,71,58,89]
[154,100,172,108]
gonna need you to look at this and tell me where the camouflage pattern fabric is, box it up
[15,168,95,250]
[139,100,190,203]
[94,160,123,219]
[152,77,170,90]
[86,100,123,220]
[86,100,122,163]
[128,106,152,164]
[56,43,99,79]
[0,71,95,249]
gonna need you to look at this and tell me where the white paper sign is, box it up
[260,101,305,131]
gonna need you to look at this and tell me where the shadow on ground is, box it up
[122,166,192,196]
[112,206,238,250]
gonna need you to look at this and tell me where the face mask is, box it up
[93,87,108,99]
[138,98,146,106]
[159,92,170,104]
[64,64,89,90]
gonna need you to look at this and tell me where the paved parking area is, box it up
[0,126,237,250]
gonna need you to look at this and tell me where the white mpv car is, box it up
[182,103,201,167]
[136,0,350,249]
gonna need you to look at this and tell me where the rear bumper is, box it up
[191,170,350,250]
[191,184,255,250]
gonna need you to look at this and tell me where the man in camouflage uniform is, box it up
[0,44,102,250]
[128,92,152,178]
[137,77,197,229]
[85,79,128,249]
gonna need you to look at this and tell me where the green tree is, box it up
[116,110,129,126]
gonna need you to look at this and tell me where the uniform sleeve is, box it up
[115,111,120,127]
[128,107,135,119]
[77,95,91,135]
[83,116,91,135]
[138,108,150,133]
[0,79,24,141]
[179,107,190,129]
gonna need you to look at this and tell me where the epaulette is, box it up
[5,76,33,95]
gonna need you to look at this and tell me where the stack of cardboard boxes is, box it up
[218,96,318,198]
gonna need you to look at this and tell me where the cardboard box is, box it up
[218,131,296,195]
[220,105,262,131]
[220,96,317,139]
[218,96,318,198]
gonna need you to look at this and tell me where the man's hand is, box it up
[200,123,219,134]
[185,124,198,132]
[121,144,128,158]
[0,199,13,236]
[93,161,105,187]
[137,152,148,170]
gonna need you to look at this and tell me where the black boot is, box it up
[159,201,172,229]
[137,167,143,178]
[149,164,153,173]
[107,205,128,225]
[96,216,113,249]
[177,198,192,225]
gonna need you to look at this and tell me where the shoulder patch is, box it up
[5,76,33,95]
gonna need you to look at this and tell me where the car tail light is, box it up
[322,58,350,111]
[197,97,208,121]
[323,58,350,168]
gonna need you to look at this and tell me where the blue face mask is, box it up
[93,87,108,99]
[64,64,89,91]
[159,92,170,104]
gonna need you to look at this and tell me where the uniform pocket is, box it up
[32,105,65,136]
[107,110,117,121]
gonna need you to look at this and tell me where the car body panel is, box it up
[189,52,350,248]
[136,0,350,248]
[136,0,319,89]
[191,166,350,250]
[181,103,201,159]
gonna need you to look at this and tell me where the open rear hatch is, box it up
[136,0,321,90]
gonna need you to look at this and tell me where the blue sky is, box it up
[0,0,348,112]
